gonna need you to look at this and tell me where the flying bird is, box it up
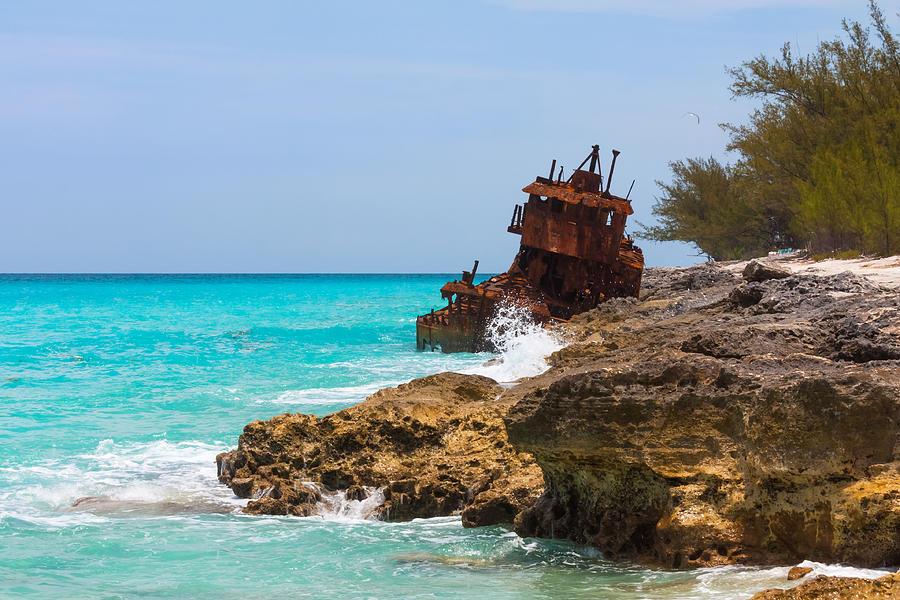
[682,112,701,125]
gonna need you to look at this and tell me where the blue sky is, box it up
[0,0,888,272]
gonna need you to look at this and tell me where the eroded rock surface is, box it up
[218,258,899,570]
[505,260,900,568]
[217,372,543,525]
[743,259,791,282]
[787,566,813,581]
[749,572,900,599]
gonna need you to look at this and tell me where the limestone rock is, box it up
[217,372,543,524]
[218,259,900,571]
[787,566,813,581]
[749,572,900,599]
[504,263,900,568]
[743,259,791,282]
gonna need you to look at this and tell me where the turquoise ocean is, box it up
[0,274,885,599]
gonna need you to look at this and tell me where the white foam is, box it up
[251,310,566,408]
[789,560,892,580]
[265,383,395,405]
[307,484,385,522]
[688,561,895,599]
[3,438,244,525]
[462,300,566,383]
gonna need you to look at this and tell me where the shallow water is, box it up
[0,274,886,598]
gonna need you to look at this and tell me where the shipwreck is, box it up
[416,145,644,353]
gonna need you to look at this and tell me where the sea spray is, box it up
[5,439,243,522]
[465,299,567,383]
[309,484,386,521]
[265,299,566,407]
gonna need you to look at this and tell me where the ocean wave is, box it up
[2,438,244,525]
[776,560,892,580]
[462,300,567,383]
[261,302,565,409]
[265,383,396,405]
[687,561,895,599]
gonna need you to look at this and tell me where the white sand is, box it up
[721,254,900,289]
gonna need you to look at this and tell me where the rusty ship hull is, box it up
[417,145,644,353]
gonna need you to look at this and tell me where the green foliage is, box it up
[638,157,773,260]
[642,1,900,258]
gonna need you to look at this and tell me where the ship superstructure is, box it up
[416,145,644,353]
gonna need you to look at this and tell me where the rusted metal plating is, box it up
[417,145,644,353]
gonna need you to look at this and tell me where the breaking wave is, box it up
[1,439,242,525]
[308,484,386,522]
[267,383,394,405]
[464,300,567,383]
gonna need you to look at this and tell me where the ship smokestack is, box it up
[588,144,599,173]
[604,149,620,195]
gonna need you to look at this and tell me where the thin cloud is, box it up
[0,33,559,82]
[0,33,600,125]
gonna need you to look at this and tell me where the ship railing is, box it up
[507,204,524,235]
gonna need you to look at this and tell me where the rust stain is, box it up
[417,144,644,353]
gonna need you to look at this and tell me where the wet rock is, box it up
[461,481,539,527]
[345,485,368,501]
[749,572,900,599]
[245,497,290,515]
[228,476,255,498]
[787,566,813,581]
[66,496,235,516]
[461,492,517,527]
[217,372,543,524]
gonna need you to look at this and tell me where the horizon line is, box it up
[0,271,500,276]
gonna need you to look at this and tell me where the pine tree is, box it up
[641,1,900,258]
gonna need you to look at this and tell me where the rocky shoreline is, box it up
[216,372,543,526]
[748,570,900,599]
[506,259,900,569]
[217,257,899,594]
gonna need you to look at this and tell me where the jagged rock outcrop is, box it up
[217,257,900,570]
[216,372,543,525]
[749,572,900,599]
[505,260,900,568]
